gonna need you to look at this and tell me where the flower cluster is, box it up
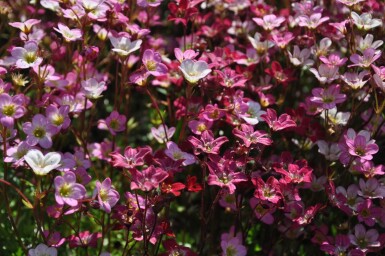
[0,0,384,255]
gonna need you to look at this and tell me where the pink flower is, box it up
[165,141,195,166]
[319,54,347,67]
[54,23,82,42]
[93,178,120,213]
[9,19,41,33]
[350,48,381,68]
[23,114,58,149]
[0,93,26,128]
[110,146,151,169]
[188,130,228,155]
[261,108,296,131]
[98,111,126,135]
[309,64,339,84]
[310,84,346,110]
[142,49,168,76]
[130,166,168,191]
[358,178,385,199]
[252,176,282,203]
[68,231,101,248]
[232,124,272,147]
[346,134,379,161]
[54,171,87,207]
[45,105,71,130]
[253,14,285,30]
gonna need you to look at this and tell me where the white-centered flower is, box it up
[351,12,382,30]
[179,59,211,84]
[24,149,61,176]
[109,35,142,57]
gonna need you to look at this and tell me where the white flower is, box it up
[288,46,314,67]
[351,12,382,30]
[109,35,142,57]
[179,59,211,84]
[316,140,340,161]
[81,78,106,99]
[247,32,274,53]
[4,41,43,69]
[240,101,266,125]
[28,243,57,256]
[356,34,383,53]
[24,149,61,176]
[321,107,350,126]
[151,125,176,144]
[165,142,195,166]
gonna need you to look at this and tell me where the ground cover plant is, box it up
[0,0,385,255]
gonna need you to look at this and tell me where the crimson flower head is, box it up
[186,175,202,192]
[261,108,296,131]
[207,161,248,194]
[168,0,200,27]
[188,130,228,155]
[274,163,313,184]
[265,61,295,85]
[252,176,282,204]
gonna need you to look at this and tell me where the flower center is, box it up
[33,127,46,138]
[52,113,64,126]
[99,188,109,202]
[173,151,183,160]
[146,60,157,71]
[226,245,238,256]
[2,104,15,116]
[59,183,72,197]
[24,52,37,64]
[197,123,207,132]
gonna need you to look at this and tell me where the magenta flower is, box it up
[346,134,379,161]
[207,161,247,194]
[232,124,272,147]
[271,32,294,49]
[261,108,296,131]
[68,231,101,248]
[54,171,86,207]
[142,49,168,76]
[221,231,247,256]
[137,0,163,7]
[0,93,26,128]
[274,163,313,184]
[188,130,228,155]
[310,84,346,110]
[319,54,347,67]
[23,114,58,149]
[356,199,382,226]
[350,48,381,68]
[42,230,65,247]
[110,146,151,169]
[98,111,126,135]
[93,178,120,213]
[253,176,282,204]
[252,14,285,30]
[130,166,168,191]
